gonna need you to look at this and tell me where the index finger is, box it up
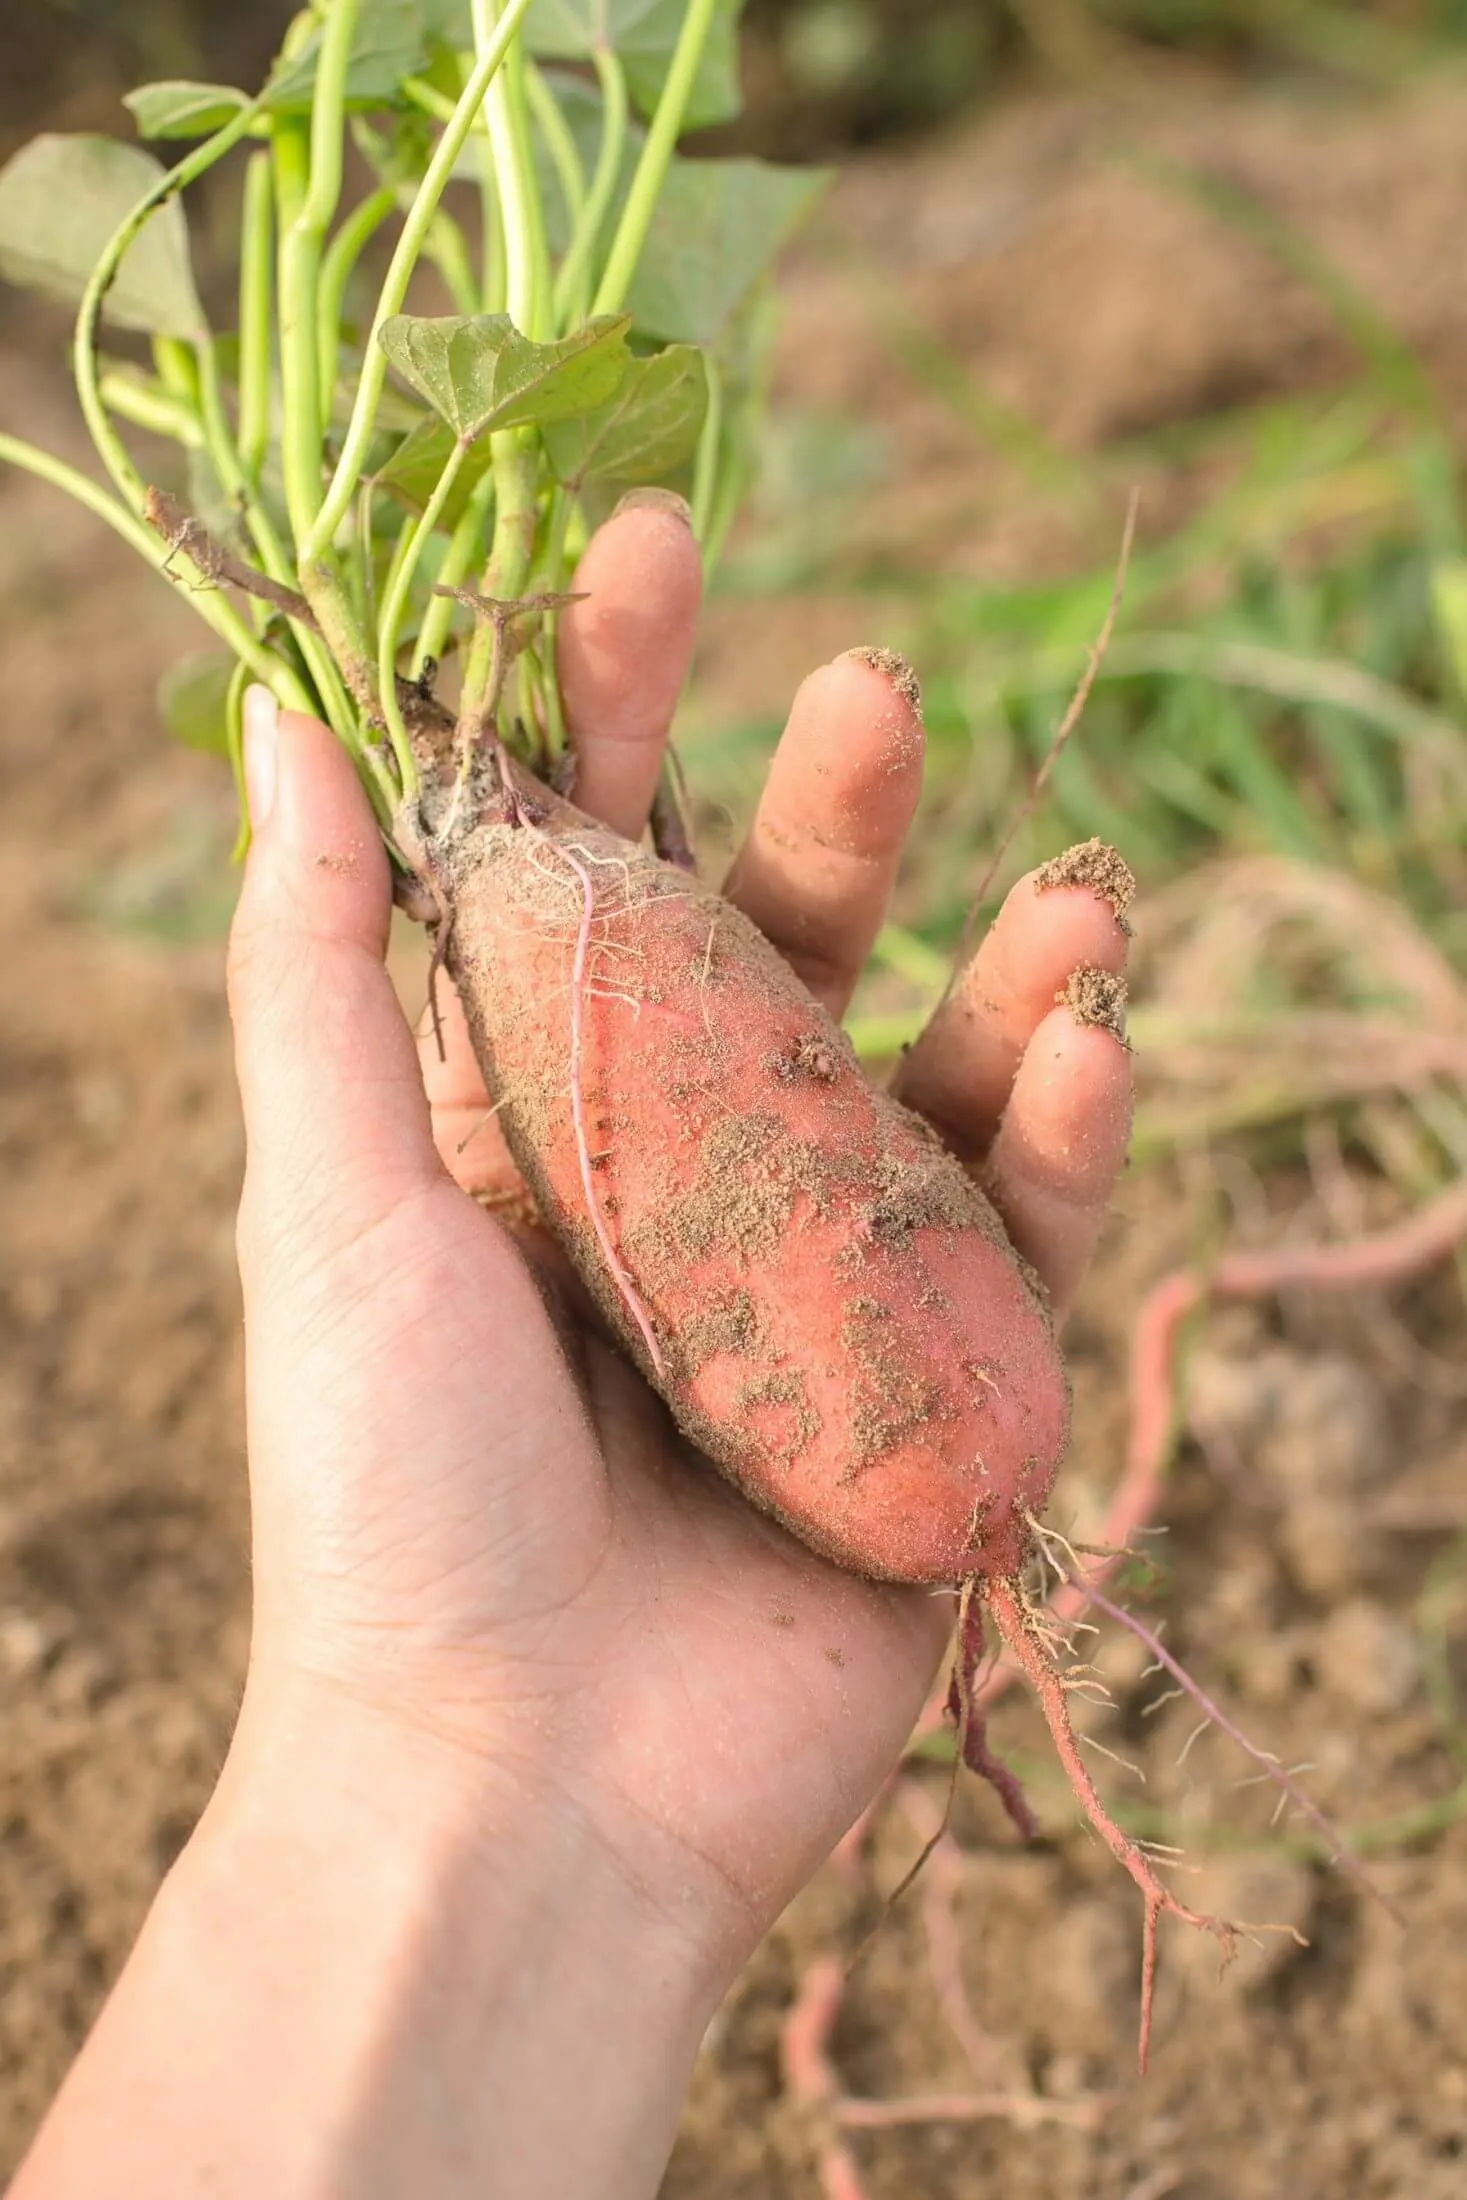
[556,489,703,840]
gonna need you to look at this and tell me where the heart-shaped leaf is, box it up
[267,0,430,114]
[521,0,746,128]
[377,312,631,441]
[159,652,234,755]
[627,156,827,344]
[0,134,203,336]
[125,82,252,140]
[543,344,707,490]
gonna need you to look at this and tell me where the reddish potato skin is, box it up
[432,785,1069,1585]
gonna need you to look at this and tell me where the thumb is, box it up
[228,690,442,1280]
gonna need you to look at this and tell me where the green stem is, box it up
[378,443,472,791]
[475,0,550,338]
[525,56,587,239]
[487,437,540,596]
[74,97,263,515]
[226,657,254,863]
[353,480,377,631]
[196,336,289,578]
[532,486,573,760]
[274,119,318,542]
[413,469,497,676]
[702,401,751,582]
[0,432,310,707]
[196,332,359,742]
[455,0,556,743]
[277,0,360,547]
[401,75,457,125]
[97,370,203,447]
[460,47,505,313]
[538,484,574,594]
[425,210,481,315]
[459,430,538,731]
[378,509,421,632]
[690,352,723,545]
[306,0,538,567]
[238,151,275,487]
[152,336,200,402]
[553,44,628,331]
[592,0,721,317]
[316,184,397,424]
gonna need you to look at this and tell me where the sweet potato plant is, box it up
[0,0,1339,2068]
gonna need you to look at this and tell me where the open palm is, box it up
[227,496,1133,1978]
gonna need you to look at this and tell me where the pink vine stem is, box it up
[780,1948,1100,2199]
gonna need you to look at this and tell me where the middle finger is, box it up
[721,650,925,1018]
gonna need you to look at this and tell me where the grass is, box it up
[688,147,1467,1061]
[699,394,1467,994]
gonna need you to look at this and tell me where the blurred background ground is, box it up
[3,5,1467,2195]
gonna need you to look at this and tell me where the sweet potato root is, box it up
[418,768,1069,1586]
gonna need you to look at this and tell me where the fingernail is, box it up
[243,685,279,828]
[841,645,923,717]
[612,486,693,528]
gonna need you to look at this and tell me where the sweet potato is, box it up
[421,771,1070,1586]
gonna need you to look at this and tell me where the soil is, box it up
[3,62,1467,2200]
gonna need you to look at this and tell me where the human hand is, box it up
[224,495,1134,1983]
[14,499,1135,2200]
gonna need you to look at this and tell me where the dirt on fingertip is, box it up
[1060,965,1130,1045]
[1036,839,1138,931]
[843,645,924,717]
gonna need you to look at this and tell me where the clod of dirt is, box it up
[842,643,923,715]
[1228,1623,1314,1711]
[0,1608,54,1679]
[1060,964,1130,1045]
[1315,1598,1421,1717]
[1035,1896,1135,2057]
[1188,1346,1390,1497]
[1279,1496,1376,1601]
[1036,837,1137,929]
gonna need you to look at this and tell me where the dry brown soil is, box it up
[3,68,1467,2200]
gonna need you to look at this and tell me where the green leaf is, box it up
[375,416,498,522]
[267,0,430,114]
[377,311,631,440]
[124,82,252,140]
[621,0,744,129]
[331,365,426,439]
[523,0,746,129]
[159,652,233,755]
[0,134,203,336]
[543,344,707,490]
[627,157,827,344]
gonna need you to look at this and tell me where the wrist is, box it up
[22,1681,722,2200]
[185,1683,720,2198]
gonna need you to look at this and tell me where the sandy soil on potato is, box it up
[3,66,1466,2198]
